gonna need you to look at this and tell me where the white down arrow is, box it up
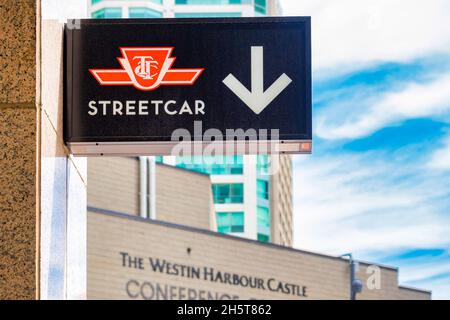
[222,46,292,115]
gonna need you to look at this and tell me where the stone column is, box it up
[0,1,87,300]
[0,0,40,300]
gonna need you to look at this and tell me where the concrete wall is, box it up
[88,158,214,230]
[87,212,431,300]
[156,164,213,230]
[88,157,140,215]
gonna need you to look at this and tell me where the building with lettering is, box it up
[88,209,431,300]
[87,158,430,299]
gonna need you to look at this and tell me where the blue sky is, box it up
[281,0,450,299]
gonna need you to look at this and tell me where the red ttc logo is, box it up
[89,47,204,91]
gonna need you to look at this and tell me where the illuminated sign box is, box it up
[65,17,311,156]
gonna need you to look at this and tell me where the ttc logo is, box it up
[89,47,204,91]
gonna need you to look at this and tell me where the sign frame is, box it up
[65,17,312,156]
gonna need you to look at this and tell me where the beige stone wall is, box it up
[87,155,294,246]
[87,212,430,300]
[87,158,214,230]
[88,157,140,215]
[156,164,213,230]
[271,155,293,247]
[0,0,38,300]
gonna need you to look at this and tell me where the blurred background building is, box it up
[158,155,293,245]
[89,0,281,19]
[86,0,293,246]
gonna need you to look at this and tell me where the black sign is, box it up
[65,17,311,156]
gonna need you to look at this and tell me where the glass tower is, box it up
[89,0,268,19]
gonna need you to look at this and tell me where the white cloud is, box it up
[280,0,450,70]
[381,252,450,300]
[427,132,450,170]
[292,152,450,298]
[413,277,450,300]
[292,153,450,254]
[316,73,450,140]
[284,0,450,300]
[397,256,450,283]
[292,151,450,297]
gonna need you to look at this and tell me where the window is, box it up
[92,8,122,19]
[176,0,246,5]
[254,0,267,15]
[175,12,241,18]
[129,7,163,18]
[93,0,163,3]
[212,183,244,204]
[257,234,270,242]
[257,155,270,175]
[176,155,243,175]
[257,179,269,200]
[216,212,244,233]
[91,0,163,5]
[155,156,164,164]
[257,206,270,242]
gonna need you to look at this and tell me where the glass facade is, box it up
[257,233,270,242]
[216,212,244,233]
[257,179,269,200]
[254,0,267,15]
[175,0,247,5]
[257,206,270,242]
[176,155,243,175]
[92,0,162,4]
[257,154,270,175]
[129,7,163,18]
[92,8,122,18]
[212,183,244,204]
[256,153,270,242]
[175,12,241,18]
